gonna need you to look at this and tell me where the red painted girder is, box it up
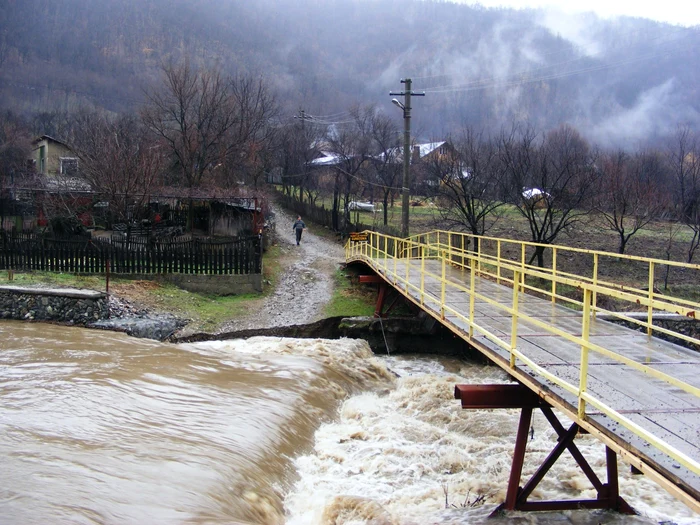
[454,384,544,409]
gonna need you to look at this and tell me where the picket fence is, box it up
[0,234,262,275]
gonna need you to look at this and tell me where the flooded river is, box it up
[1,321,698,524]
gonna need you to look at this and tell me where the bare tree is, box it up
[501,123,597,267]
[141,60,277,225]
[0,111,31,182]
[70,112,165,226]
[595,149,668,254]
[367,111,401,226]
[0,111,32,230]
[141,60,235,191]
[430,129,505,243]
[218,75,279,189]
[666,126,700,262]
[276,112,325,203]
[327,104,373,231]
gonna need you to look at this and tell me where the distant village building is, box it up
[30,135,79,177]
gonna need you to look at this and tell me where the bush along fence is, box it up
[0,233,263,275]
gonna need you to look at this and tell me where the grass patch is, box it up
[0,270,108,290]
[324,267,376,318]
[261,243,284,296]
[664,284,700,304]
[149,287,260,332]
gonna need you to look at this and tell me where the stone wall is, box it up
[0,285,109,324]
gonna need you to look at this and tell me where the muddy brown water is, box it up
[2,321,699,524]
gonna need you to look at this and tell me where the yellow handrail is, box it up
[345,229,700,478]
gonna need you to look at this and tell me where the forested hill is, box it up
[1,0,699,147]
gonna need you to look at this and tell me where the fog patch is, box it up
[586,79,690,148]
[537,10,602,56]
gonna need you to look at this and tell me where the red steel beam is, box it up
[505,406,533,510]
[454,384,543,409]
[457,384,637,517]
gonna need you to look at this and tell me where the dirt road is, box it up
[217,206,344,332]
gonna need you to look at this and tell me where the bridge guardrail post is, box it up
[578,287,592,419]
[393,238,398,282]
[510,270,521,369]
[476,237,482,276]
[384,235,389,271]
[440,250,446,320]
[552,247,557,304]
[405,240,410,294]
[593,253,599,314]
[497,240,502,284]
[420,244,425,305]
[647,261,655,336]
[469,255,476,337]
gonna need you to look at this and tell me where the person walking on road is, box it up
[293,215,306,245]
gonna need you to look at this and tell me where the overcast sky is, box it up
[452,0,700,26]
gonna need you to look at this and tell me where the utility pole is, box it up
[390,78,424,238]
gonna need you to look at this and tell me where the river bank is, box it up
[0,204,364,341]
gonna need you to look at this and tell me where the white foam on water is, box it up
[184,336,397,397]
[284,355,700,525]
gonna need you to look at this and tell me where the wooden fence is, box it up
[0,234,262,275]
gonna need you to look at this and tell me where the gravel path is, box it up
[217,206,344,332]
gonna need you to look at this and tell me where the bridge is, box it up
[345,230,700,515]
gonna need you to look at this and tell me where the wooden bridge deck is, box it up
[352,254,700,510]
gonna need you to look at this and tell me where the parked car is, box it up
[348,201,377,212]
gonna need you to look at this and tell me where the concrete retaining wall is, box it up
[0,285,109,324]
[163,273,262,295]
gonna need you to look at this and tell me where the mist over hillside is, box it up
[1,0,699,148]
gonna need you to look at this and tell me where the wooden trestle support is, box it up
[454,384,637,517]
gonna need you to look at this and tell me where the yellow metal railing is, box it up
[345,230,700,478]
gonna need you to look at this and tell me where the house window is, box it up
[39,145,46,173]
[60,157,79,176]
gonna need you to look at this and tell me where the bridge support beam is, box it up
[359,275,414,318]
[454,384,636,517]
